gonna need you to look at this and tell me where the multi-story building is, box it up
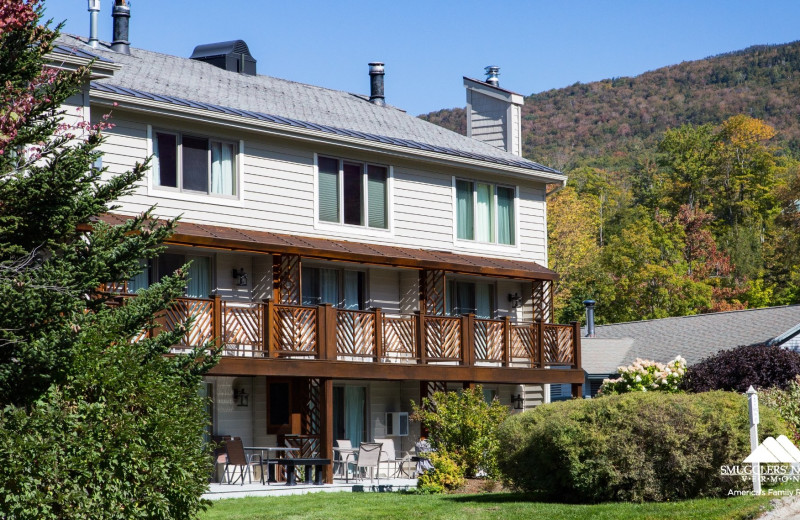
[52,1,582,483]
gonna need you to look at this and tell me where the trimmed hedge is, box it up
[683,343,800,392]
[496,391,785,503]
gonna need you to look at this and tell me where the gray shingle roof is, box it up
[55,34,561,176]
[581,305,800,373]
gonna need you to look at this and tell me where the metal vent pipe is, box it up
[584,299,596,338]
[111,0,130,54]
[87,0,100,48]
[368,62,385,106]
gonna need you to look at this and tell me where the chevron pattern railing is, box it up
[272,304,318,356]
[222,302,264,356]
[165,297,214,347]
[474,319,504,362]
[424,316,461,362]
[382,315,417,362]
[543,323,575,365]
[336,309,376,358]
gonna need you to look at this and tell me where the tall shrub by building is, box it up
[496,392,785,502]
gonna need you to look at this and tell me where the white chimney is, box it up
[463,66,524,156]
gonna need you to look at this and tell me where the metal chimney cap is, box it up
[583,299,596,306]
[88,0,100,11]
[485,65,500,87]
[368,62,385,74]
[113,0,130,12]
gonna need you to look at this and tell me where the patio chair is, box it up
[334,439,356,478]
[223,437,261,485]
[375,438,412,478]
[348,442,382,483]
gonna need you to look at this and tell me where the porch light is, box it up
[508,293,522,309]
[511,393,523,410]
[232,268,248,287]
[233,387,249,407]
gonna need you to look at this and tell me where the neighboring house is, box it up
[48,4,582,482]
[578,305,800,397]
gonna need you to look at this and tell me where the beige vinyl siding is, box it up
[96,110,549,265]
[368,268,401,315]
[468,89,508,151]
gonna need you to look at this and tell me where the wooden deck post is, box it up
[317,304,337,361]
[320,378,334,484]
[503,316,512,367]
[416,311,427,365]
[374,308,383,363]
[571,321,582,371]
[536,318,545,369]
[266,299,276,358]
[212,293,222,349]
[461,314,475,367]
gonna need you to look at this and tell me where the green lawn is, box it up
[199,491,778,520]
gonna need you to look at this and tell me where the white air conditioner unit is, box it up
[385,412,409,436]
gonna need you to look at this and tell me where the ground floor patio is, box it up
[203,476,417,500]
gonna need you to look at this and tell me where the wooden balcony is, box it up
[137,295,583,385]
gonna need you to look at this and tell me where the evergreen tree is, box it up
[0,2,217,518]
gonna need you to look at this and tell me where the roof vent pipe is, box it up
[87,0,100,48]
[583,300,596,338]
[111,0,130,55]
[485,65,500,87]
[368,62,385,106]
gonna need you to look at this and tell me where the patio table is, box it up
[244,446,300,484]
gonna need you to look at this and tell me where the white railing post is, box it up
[746,385,761,495]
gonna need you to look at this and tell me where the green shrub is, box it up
[411,386,508,477]
[416,452,465,494]
[761,375,800,444]
[496,391,786,503]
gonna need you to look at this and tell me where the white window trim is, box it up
[146,125,245,207]
[313,153,394,237]
[451,176,521,253]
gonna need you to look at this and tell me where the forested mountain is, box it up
[422,41,800,171]
[423,41,800,325]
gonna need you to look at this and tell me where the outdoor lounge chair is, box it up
[348,442,382,483]
[334,439,356,478]
[223,437,260,485]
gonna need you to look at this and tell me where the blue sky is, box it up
[44,1,800,116]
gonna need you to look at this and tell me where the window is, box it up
[446,280,495,319]
[318,155,387,228]
[126,253,211,298]
[153,131,237,196]
[455,179,515,245]
[301,267,366,310]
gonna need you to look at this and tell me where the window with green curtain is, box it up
[367,165,387,228]
[456,180,474,240]
[476,182,494,242]
[344,386,365,447]
[127,259,150,293]
[475,282,492,319]
[186,256,210,298]
[497,186,515,245]
[318,156,340,222]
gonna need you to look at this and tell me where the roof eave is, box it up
[46,52,120,79]
[90,90,566,184]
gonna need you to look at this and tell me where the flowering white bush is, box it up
[599,356,686,395]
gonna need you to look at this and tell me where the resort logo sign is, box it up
[720,388,800,495]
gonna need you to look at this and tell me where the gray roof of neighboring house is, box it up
[54,34,561,176]
[581,305,800,374]
[581,338,634,376]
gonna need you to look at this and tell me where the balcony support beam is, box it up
[209,357,585,385]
